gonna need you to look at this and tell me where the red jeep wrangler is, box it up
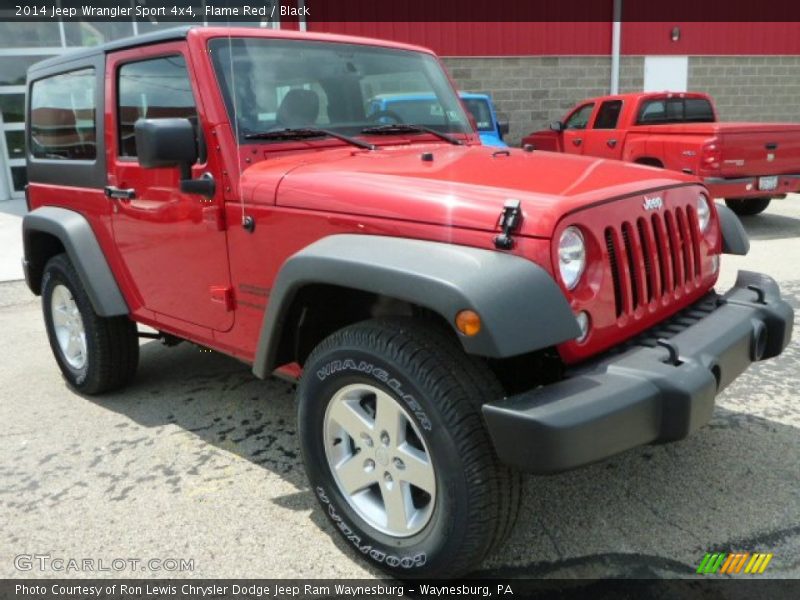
[23,27,793,577]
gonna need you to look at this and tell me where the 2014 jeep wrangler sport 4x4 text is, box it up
[22,27,793,577]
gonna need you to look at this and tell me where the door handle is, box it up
[607,139,617,148]
[572,138,582,147]
[105,186,136,201]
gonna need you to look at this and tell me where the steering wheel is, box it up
[368,110,404,125]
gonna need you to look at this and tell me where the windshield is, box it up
[208,37,473,142]
[462,98,494,132]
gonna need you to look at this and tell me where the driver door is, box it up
[561,103,595,155]
[107,44,233,332]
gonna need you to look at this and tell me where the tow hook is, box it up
[657,339,683,366]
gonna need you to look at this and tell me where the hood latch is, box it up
[494,199,522,250]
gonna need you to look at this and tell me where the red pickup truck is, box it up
[523,92,800,215]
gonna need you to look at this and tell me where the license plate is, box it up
[759,176,778,191]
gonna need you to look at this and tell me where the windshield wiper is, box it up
[244,127,376,151]
[360,123,463,146]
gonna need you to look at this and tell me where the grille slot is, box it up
[621,223,639,310]
[651,214,669,295]
[605,227,623,318]
[637,218,654,302]
[664,210,682,288]
[676,207,693,281]
[605,203,703,321]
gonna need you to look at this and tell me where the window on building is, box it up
[0,56,55,86]
[0,23,61,48]
[117,55,197,157]
[0,94,25,123]
[64,22,135,46]
[565,103,594,130]
[11,166,27,192]
[593,100,623,129]
[30,68,96,160]
[5,131,24,159]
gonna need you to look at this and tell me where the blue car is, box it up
[366,92,509,147]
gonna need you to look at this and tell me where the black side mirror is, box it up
[134,118,214,198]
[135,118,197,172]
[549,120,565,132]
[497,118,510,137]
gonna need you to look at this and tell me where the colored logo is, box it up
[696,552,773,575]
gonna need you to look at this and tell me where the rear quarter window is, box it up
[30,68,97,160]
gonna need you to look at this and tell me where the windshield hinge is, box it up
[494,199,522,250]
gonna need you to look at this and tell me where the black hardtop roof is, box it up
[28,25,193,74]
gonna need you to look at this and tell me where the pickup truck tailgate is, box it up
[717,123,800,177]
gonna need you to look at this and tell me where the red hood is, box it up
[241,144,697,238]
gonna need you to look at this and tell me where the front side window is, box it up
[117,55,197,157]
[593,100,623,129]
[208,38,472,141]
[565,104,594,130]
[462,98,494,132]
[30,68,96,160]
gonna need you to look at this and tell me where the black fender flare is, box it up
[716,203,750,255]
[252,234,579,378]
[22,206,128,316]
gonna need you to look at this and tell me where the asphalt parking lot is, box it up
[1,197,798,580]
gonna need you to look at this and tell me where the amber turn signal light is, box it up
[455,310,482,336]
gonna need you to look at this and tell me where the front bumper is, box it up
[703,174,800,199]
[482,271,794,474]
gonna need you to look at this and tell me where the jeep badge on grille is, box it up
[643,196,664,211]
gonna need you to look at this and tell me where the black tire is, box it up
[297,317,521,578]
[41,253,139,394]
[725,197,771,216]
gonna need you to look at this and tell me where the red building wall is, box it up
[306,20,800,57]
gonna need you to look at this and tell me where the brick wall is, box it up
[442,56,644,146]
[443,55,800,146]
[688,56,800,122]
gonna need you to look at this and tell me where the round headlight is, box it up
[558,226,586,290]
[697,194,711,232]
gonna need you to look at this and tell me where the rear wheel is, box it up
[725,197,771,216]
[297,317,521,577]
[41,254,139,394]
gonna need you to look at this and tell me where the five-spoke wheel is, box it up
[324,383,436,537]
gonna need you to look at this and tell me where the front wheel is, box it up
[41,254,139,394]
[725,197,771,216]
[297,318,521,578]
